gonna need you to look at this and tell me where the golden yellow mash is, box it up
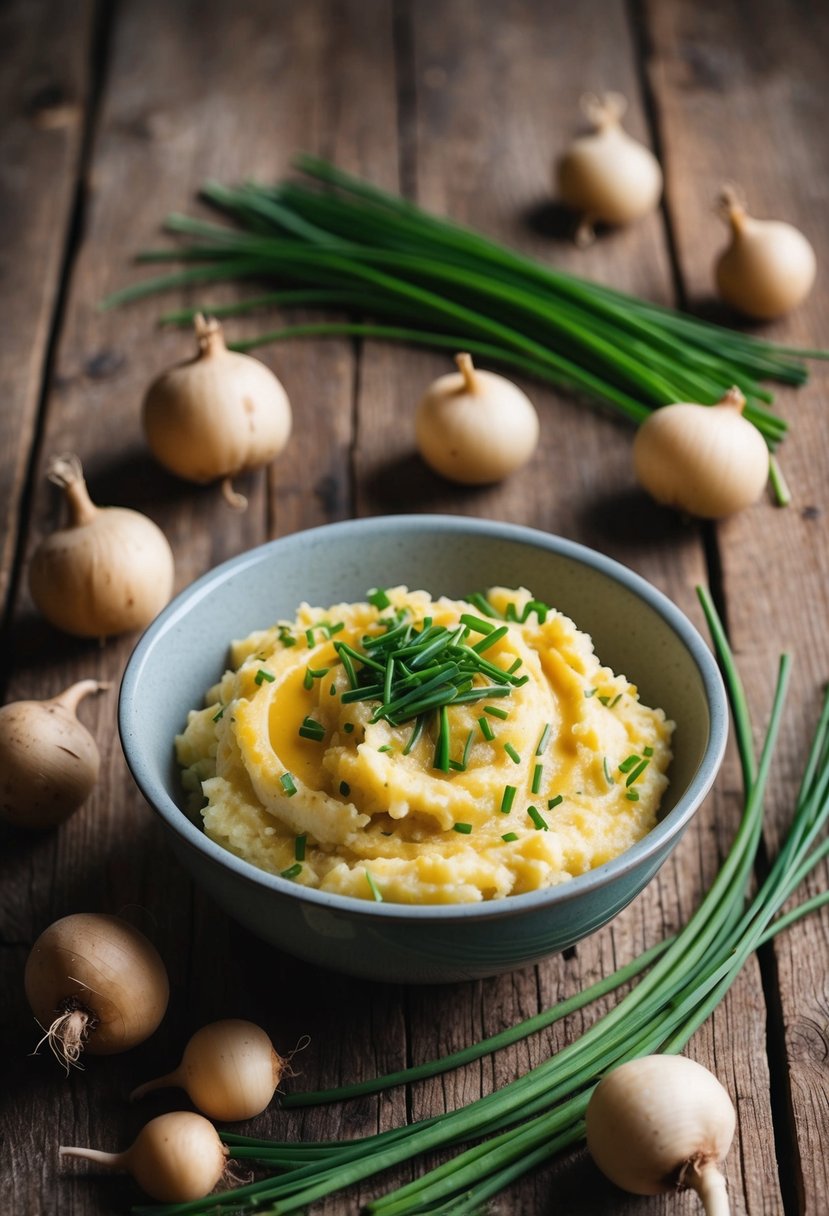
[177,587,673,904]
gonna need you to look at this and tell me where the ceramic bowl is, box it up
[119,516,727,984]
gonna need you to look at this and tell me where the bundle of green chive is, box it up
[107,156,826,507]
[133,589,829,1216]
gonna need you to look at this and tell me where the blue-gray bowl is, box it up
[119,516,728,983]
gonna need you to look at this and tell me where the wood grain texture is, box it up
[645,1,829,1209]
[0,0,93,622]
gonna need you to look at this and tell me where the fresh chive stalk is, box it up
[107,158,828,514]
[136,589,829,1216]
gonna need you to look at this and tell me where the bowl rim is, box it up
[119,514,728,924]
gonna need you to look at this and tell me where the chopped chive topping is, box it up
[343,722,355,734]
[280,863,302,880]
[603,757,615,785]
[472,624,509,654]
[339,780,350,796]
[305,628,316,647]
[547,794,563,809]
[618,754,641,773]
[504,742,521,765]
[501,832,519,842]
[255,668,275,685]
[531,763,543,794]
[294,834,307,861]
[434,705,450,772]
[452,822,473,834]
[449,729,475,772]
[378,744,393,753]
[644,745,654,756]
[365,870,383,901]
[304,664,330,689]
[403,714,425,756]
[278,625,296,647]
[626,758,650,786]
[626,790,640,802]
[478,715,495,741]
[500,785,517,814]
[584,687,597,698]
[460,613,495,635]
[299,716,326,742]
[212,706,225,723]
[330,683,337,695]
[528,805,549,831]
[485,705,510,720]
[467,592,504,619]
[535,723,552,755]
[368,587,391,609]
[280,772,297,796]
[610,693,623,707]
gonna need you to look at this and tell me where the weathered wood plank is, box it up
[353,0,777,1212]
[0,0,93,625]
[0,3,406,1214]
[646,1,829,1210]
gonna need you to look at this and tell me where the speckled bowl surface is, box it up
[119,515,728,984]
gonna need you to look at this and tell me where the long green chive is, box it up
[460,613,496,635]
[452,822,473,834]
[504,742,521,765]
[403,715,425,756]
[479,716,495,741]
[531,764,543,794]
[434,706,450,772]
[472,625,509,654]
[299,716,326,741]
[294,834,307,861]
[527,805,548,831]
[365,870,383,902]
[280,863,302,880]
[334,642,358,688]
[625,758,650,786]
[254,668,275,685]
[279,772,297,796]
[450,730,475,773]
[500,785,517,814]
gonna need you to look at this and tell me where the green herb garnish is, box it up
[527,805,548,831]
[280,863,302,880]
[547,794,563,809]
[299,716,326,742]
[500,785,517,814]
[531,763,543,794]
[452,822,473,834]
[478,716,495,741]
[254,668,275,685]
[294,834,307,861]
[501,832,519,843]
[365,870,383,902]
[279,772,297,797]
[504,742,521,765]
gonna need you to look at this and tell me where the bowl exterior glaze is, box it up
[119,516,728,983]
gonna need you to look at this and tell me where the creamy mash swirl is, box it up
[177,587,673,904]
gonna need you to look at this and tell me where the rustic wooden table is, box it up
[2,1,827,1213]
